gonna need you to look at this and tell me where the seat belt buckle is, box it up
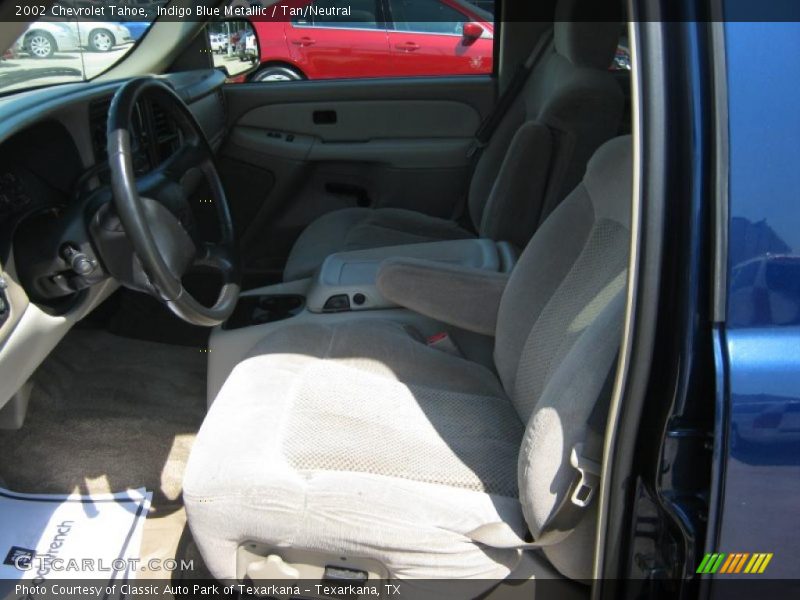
[427,332,461,356]
[569,443,601,508]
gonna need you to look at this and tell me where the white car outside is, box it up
[240,32,256,62]
[18,21,132,58]
[18,22,79,58]
[209,33,228,54]
[75,22,133,53]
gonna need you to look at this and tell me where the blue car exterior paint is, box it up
[716,21,800,579]
[115,21,150,42]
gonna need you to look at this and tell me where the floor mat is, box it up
[0,487,151,582]
[0,329,207,514]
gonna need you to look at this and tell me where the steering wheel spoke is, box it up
[155,141,206,183]
[195,242,239,282]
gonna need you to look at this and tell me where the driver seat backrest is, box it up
[495,135,631,578]
[470,2,623,248]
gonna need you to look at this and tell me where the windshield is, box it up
[0,1,158,95]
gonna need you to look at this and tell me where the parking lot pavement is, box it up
[0,47,129,92]
[212,52,253,78]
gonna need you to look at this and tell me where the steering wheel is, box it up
[106,77,240,327]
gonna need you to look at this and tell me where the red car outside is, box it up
[249,0,494,82]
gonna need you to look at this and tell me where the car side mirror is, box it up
[205,19,260,80]
[462,22,484,42]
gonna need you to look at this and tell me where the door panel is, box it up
[218,77,494,279]
[230,126,472,168]
[237,99,480,140]
[713,22,800,581]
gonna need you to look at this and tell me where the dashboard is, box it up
[0,70,227,256]
[0,69,228,407]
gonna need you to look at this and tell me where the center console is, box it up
[305,238,517,313]
[222,238,517,329]
[222,294,305,330]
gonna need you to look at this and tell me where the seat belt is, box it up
[466,354,618,550]
[467,29,554,160]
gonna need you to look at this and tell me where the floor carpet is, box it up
[0,327,212,579]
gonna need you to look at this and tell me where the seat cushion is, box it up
[283,208,474,281]
[184,320,527,580]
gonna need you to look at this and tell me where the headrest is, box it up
[554,0,622,69]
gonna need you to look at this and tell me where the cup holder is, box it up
[222,294,305,330]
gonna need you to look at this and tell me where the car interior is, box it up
[0,0,639,596]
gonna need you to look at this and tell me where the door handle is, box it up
[291,36,316,46]
[394,41,420,52]
[313,110,337,124]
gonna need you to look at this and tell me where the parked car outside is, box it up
[18,20,133,58]
[612,43,631,70]
[17,22,80,58]
[209,32,229,53]
[241,31,258,62]
[114,20,151,42]
[77,22,133,52]
[249,0,494,82]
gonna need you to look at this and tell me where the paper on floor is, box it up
[0,487,151,583]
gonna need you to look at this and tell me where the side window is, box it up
[294,0,383,30]
[239,0,494,83]
[389,0,468,35]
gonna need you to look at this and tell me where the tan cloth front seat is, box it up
[282,4,624,281]
[184,137,632,585]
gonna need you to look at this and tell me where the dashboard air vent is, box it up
[89,96,112,162]
[150,101,179,147]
